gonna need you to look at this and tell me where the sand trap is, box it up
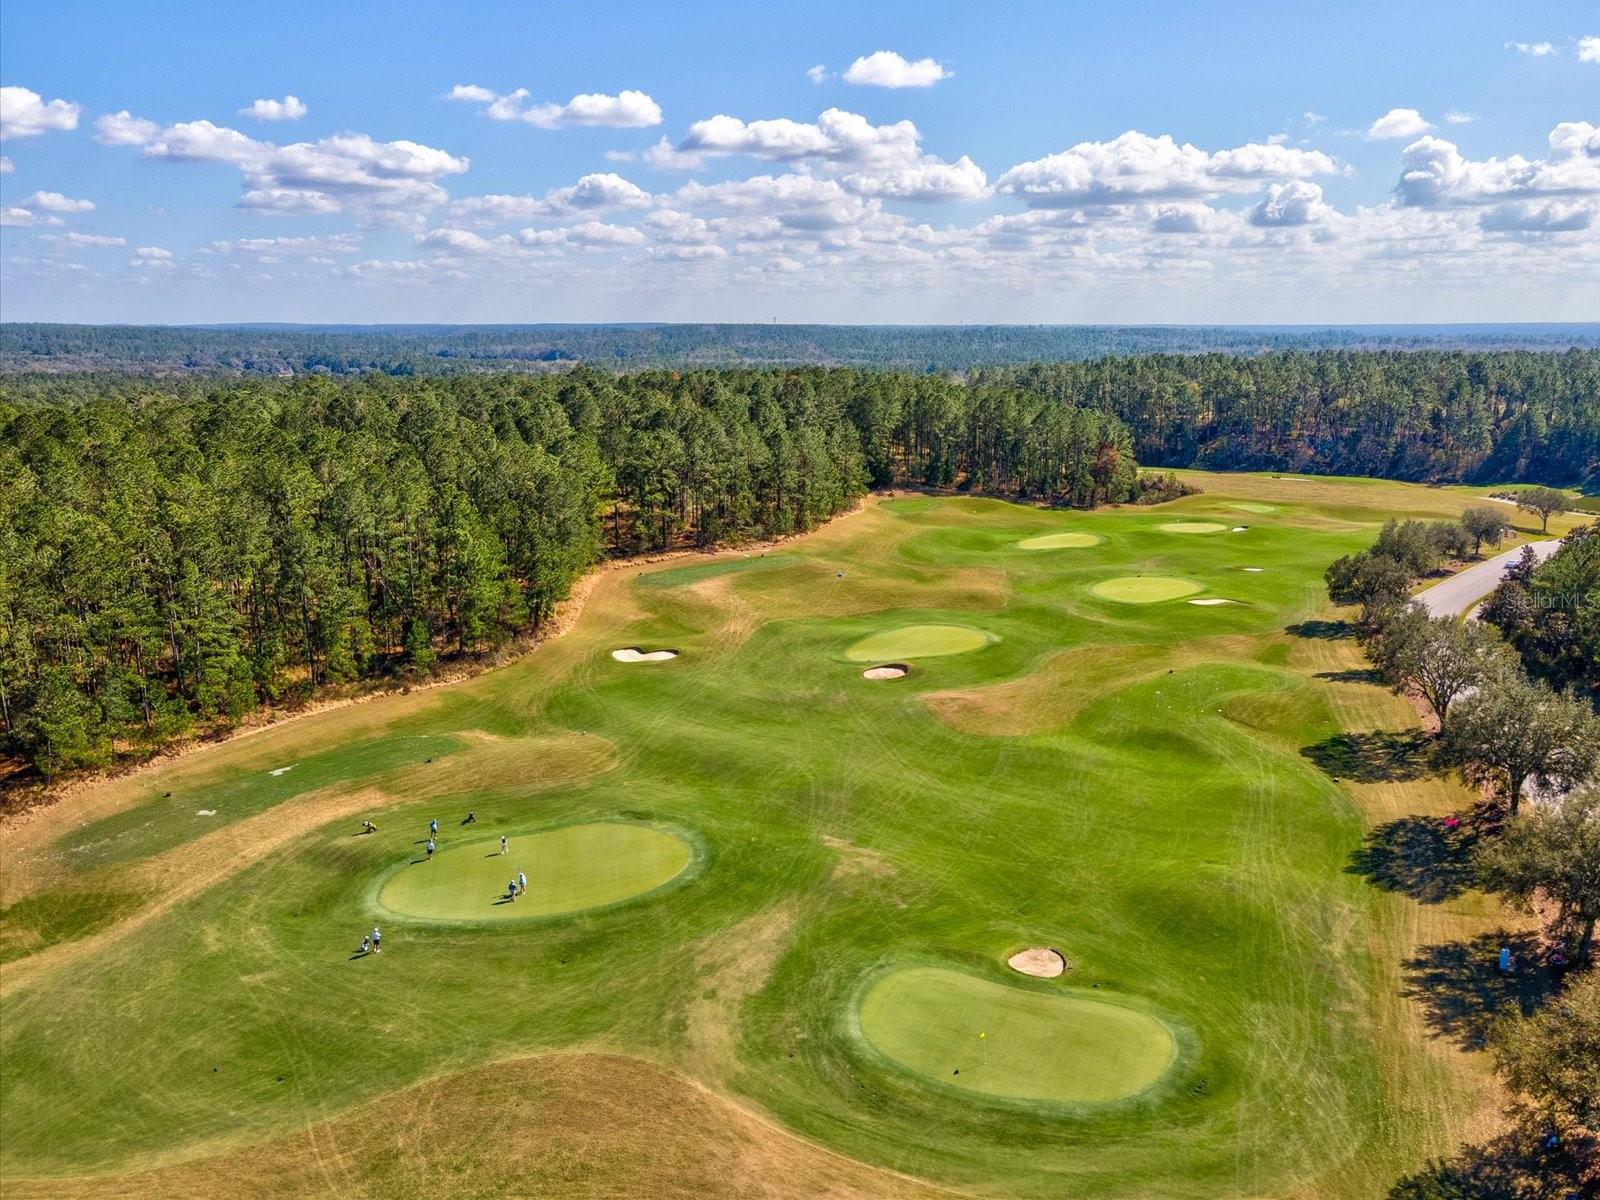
[268,765,296,777]
[1007,947,1066,978]
[196,809,217,817]
[1231,526,1248,532]
[611,648,678,663]
[862,664,909,680]
[1159,521,1229,534]
[1016,532,1102,550]
[1091,576,1203,604]
[1187,598,1237,606]
[1241,567,1264,573]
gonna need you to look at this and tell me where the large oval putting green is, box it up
[1016,531,1102,550]
[1159,521,1229,534]
[858,967,1177,1104]
[845,624,994,662]
[377,823,693,921]
[1091,576,1203,604]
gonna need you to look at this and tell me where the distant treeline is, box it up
[3,321,1598,376]
[978,349,1600,484]
[0,369,1136,776]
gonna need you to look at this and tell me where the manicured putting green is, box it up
[377,823,692,921]
[858,967,1177,1104]
[1159,521,1229,534]
[1229,502,1275,514]
[845,624,994,662]
[1016,532,1102,550]
[1091,576,1203,604]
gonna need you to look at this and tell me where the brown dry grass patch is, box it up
[1,1053,961,1200]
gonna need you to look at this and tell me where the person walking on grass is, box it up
[360,934,370,955]
[518,870,527,896]
[426,838,436,861]
[429,818,438,838]
[500,835,508,856]
[371,927,381,954]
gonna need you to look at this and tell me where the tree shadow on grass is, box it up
[1347,814,1479,903]
[1302,729,1435,783]
[1402,931,1554,1051]
[1315,667,1384,685]
[1286,619,1355,640]
[1388,1126,1595,1199]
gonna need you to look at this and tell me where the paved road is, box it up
[1414,540,1560,618]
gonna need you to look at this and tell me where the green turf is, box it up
[376,823,694,921]
[638,553,800,589]
[843,623,995,661]
[1,477,1504,1198]
[1090,576,1204,603]
[1016,531,1102,549]
[56,733,464,869]
[1158,521,1229,534]
[1228,503,1276,514]
[857,966,1178,1104]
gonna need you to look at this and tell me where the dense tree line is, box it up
[1483,526,1600,698]
[980,349,1600,483]
[1326,522,1600,1191]
[4,322,1596,377]
[0,368,1136,777]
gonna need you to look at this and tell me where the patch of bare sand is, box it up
[1,1053,962,1200]
[1007,947,1066,978]
[924,635,1261,737]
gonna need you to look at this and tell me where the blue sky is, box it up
[1,1,1596,323]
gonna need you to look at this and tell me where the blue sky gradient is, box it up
[1,1,1596,322]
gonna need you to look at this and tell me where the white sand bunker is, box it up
[1188,598,1238,606]
[1008,947,1067,978]
[268,765,296,777]
[196,809,217,817]
[1231,526,1249,532]
[862,664,909,680]
[611,647,679,663]
[1241,567,1264,573]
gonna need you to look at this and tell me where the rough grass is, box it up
[0,476,1534,1199]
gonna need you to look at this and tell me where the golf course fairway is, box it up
[1016,531,1102,550]
[4,473,1574,1200]
[858,967,1177,1104]
[377,823,694,921]
[1158,521,1229,533]
[844,623,994,661]
[1090,575,1203,603]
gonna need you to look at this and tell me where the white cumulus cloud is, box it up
[1368,108,1432,139]
[1506,41,1556,57]
[446,84,661,129]
[0,86,81,140]
[996,130,1337,208]
[240,95,308,121]
[1248,180,1333,227]
[842,51,950,88]
[1579,37,1600,64]
[22,190,94,213]
[806,65,828,84]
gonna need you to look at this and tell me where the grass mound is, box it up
[1159,521,1229,534]
[857,966,1177,1104]
[1090,576,1203,604]
[844,624,994,662]
[377,823,693,921]
[1015,532,1102,550]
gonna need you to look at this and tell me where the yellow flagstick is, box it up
[979,1031,986,1067]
